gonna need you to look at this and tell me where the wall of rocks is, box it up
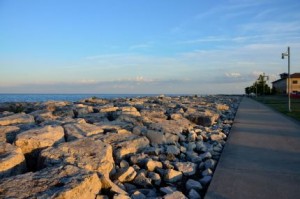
[0,95,240,199]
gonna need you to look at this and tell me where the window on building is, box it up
[292,80,298,84]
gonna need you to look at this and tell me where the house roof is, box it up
[272,73,300,84]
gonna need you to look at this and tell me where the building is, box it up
[272,73,300,94]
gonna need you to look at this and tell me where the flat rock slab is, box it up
[0,142,26,178]
[93,131,149,162]
[15,125,65,154]
[0,113,35,126]
[63,122,104,141]
[0,165,101,199]
[39,137,114,176]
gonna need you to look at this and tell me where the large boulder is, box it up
[63,122,104,141]
[186,110,219,127]
[39,138,114,176]
[14,125,65,170]
[0,142,26,178]
[93,131,149,162]
[0,165,101,199]
[0,113,35,126]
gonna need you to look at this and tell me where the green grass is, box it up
[254,95,300,121]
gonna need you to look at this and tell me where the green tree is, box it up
[245,74,271,95]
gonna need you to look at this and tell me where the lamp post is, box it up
[281,46,291,112]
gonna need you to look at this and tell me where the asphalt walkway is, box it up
[205,97,300,199]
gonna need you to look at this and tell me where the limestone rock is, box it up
[0,142,26,178]
[148,171,161,186]
[186,111,219,127]
[186,179,203,191]
[0,125,20,143]
[15,125,65,155]
[0,113,34,126]
[164,169,182,183]
[0,165,101,199]
[93,132,149,162]
[164,191,187,199]
[39,138,114,176]
[173,161,196,176]
[145,159,163,172]
[188,189,202,199]
[166,145,180,156]
[133,171,152,188]
[114,166,137,182]
[63,122,104,141]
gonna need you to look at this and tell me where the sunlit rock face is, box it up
[0,95,241,198]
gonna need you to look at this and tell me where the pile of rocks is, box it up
[0,95,240,199]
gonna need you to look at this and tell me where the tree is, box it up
[245,74,271,95]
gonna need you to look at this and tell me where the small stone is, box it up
[160,186,177,194]
[186,179,203,191]
[145,159,163,172]
[148,172,161,186]
[199,152,212,160]
[199,175,212,185]
[166,145,180,155]
[202,168,213,176]
[115,166,137,182]
[173,162,196,176]
[188,189,202,199]
[164,169,182,183]
[131,191,146,199]
[164,191,187,199]
[204,159,216,169]
[133,172,152,188]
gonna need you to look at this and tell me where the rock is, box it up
[164,169,182,183]
[199,175,212,185]
[96,195,109,199]
[202,168,213,176]
[216,104,229,111]
[148,171,161,186]
[166,145,180,156]
[199,152,212,160]
[204,159,216,169]
[145,159,163,172]
[210,132,226,141]
[133,171,152,188]
[63,122,104,141]
[0,125,20,143]
[186,111,219,127]
[188,189,202,199]
[186,179,203,191]
[131,191,146,199]
[196,141,207,152]
[15,125,65,155]
[121,106,141,117]
[160,186,177,194]
[39,138,114,176]
[119,160,130,168]
[0,142,26,178]
[145,130,166,145]
[0,165,101,199]
[15,125,65,171]
[173,161,196,176]
[93,132,149,162]
[114,166,137,182]
[0,113,35,126]
[164,191,187,199]
[113,194,130,199]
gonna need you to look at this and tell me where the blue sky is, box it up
[1,0,300,94]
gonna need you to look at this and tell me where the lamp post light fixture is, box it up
[281,46,291,112]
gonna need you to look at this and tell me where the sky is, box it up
[1,0,300,94]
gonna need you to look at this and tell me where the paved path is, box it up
[205,97,300,199]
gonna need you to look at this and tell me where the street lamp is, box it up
[281,46,291,112]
